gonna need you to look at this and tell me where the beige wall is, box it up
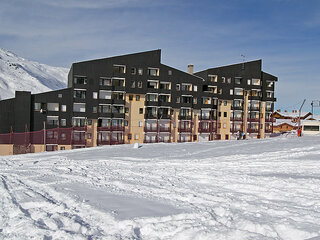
[243,91,249,134]
[217,100,232,140]
[172,109,180,143]
[125,94,145,144]
[0,145,13,156]
[86,119,98,147]
[193,109,200,141]
[259,102,266,139]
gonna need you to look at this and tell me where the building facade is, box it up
[0,50,277,155]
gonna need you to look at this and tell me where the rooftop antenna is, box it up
[241,54,246,70]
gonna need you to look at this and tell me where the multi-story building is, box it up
[0,50,277,155]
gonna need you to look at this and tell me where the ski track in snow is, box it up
[1,136,320,239]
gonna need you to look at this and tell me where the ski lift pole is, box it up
[298,99,306,137]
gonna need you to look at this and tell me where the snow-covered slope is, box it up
[1,136,320,239]
[0,48,68,100]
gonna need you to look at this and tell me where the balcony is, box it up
[178,115,192,120]
[158,114,171,119]
[249,106,260,111]
[144,138,158,144]
[72,126,87,131]
[265,118,273,122]
[97,139,124,145]
[232,117,243,121]
[265,128,273,133]
[144,126,158,132]
[231,105,243,111]
[145,113,158,119]
[247,118,260,122]
[159,126,171,132]
[72,138,86,145]
[247,128,259,133]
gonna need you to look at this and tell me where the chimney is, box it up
[188,64,194,75]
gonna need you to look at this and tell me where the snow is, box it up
[0,48,68,100]
[1,136,320,239]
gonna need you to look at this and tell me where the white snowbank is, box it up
[1,136,320,239]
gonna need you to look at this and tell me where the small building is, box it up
[302,120,320,135]
[272,110,311,133]
[273,119,297,133]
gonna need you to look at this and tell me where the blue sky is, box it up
[0,0,319,112]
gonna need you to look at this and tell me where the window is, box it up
[93,106,97,113]
[129,95,133,101]
[139,121,143,127]
[124,120,128,126]
[98,118,111,127]
[202,97,211,105]
[73,103,86,112]
[60,147,65,150]
[194,85,198,92]
[230,89,233,95]
[168,70,172,75]
[74,76,87,85]
[131,67,136,75]
[147,80,159,89]
[58,94,62,98]
[99,104,111,113]
[181,83,192,91]
[111,105,124,114]
[218,123,221,128]
[176,97,180,103]
[223,123,226,129]
[72,117,86,127]
[252,79,261,86]
[218,89,222,94]
[267,81,274,87]
[224,101,227,106]
[234,88,243,96]
[34,103,41,111]
[93,92,98,99]
[99,90,112,99]
[73,89,86,99]
[99,77,112,86]
[138,81,142,88]
[222,77,226,83]
[131,81,135,88]
[138,68,143,75]
[136,95,140,101]
[47,103,59,111]
[208,75,218,82]
[224,112,227,117]
[247,79,251,85]
[266,91,274,98]
[148,68,159,76]
[227,78,231,84]
[193,97,197,104]
[146,94,158,102]
[159,94,170,103]
[113,65,126,74]
[60,119,66,127]
[160,82,171,90]
[176,84,180,91]
[47,116,59,126]
[304,125,320,131]
[235,77,242,84]
[139,108,143,114]
[128,134,132,140]
[87,133,92,139]
[125,107,129,113]
[219,112,221,117]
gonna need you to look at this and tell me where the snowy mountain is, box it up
[1,135,320,239]
[0,48,68,100]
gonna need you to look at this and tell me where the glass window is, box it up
[139,108,143,114]
[93,92,98,99]
[176,84,180,91]
[60,119,66,127]
[61,105,67,112]
[129,95,133,101]
[168,70,172,75]
[73,103,86,112]
[138,81,142,88]
[99,90,112,99]
[47,103,59,111]
[138,68,143,75]
[93,106,97,113]
[113,65,126,74]
[73,89,86,99]
[72,117,86,127]
[47,116,59,126]
[58,94,62,98]
[147,80,158,89]
[136,95,140,101]
[131,67,136,75]
[34,103,41,111]
[74,76,87,85]
[148,68,159,76]
[99,78,112,86]
[98,105,111,113]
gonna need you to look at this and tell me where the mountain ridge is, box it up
[0,48,68,100]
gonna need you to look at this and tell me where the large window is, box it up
[235,77,242,84]
[252,79,261,86]
[98,104,111,113]
[73,103,86,112]
[98,118,111,127]
[159,82,171,90]
[99,90,112,99]
[47,103,59,111]
[111,105,124,114]
[72,117,86,127]
[181,83,192,91]
[47,116,59,126]
[99,77,112,86]
[73,89,86,99]
[304,125,320,131]
[112,92,124,100]
[208,75,218,82]
[233,99,243,108]
[159,94,170,103]
[147,80,159,89]
[113,65,126,74]
[179,108,191,117]
[234,88,243,96]
[146,94,158,102]
[74,76,87,85]
[202,97,212,105]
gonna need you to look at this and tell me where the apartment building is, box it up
[0,50,277,155]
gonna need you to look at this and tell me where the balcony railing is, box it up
[247,128,259,133]
[178,115,192,120]
[145,113,158,119]
[247,118,260,122]
[232,117,243,121]
[72,138,86,145]
[97,139,124,145]
[144,126,158,132]
[249,106,260,111]
[159,126,171,132]
[97,126,124,131]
